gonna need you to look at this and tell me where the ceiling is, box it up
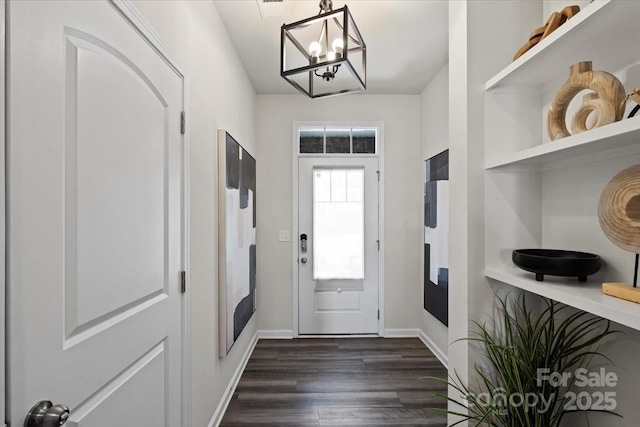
[214,0,448,95]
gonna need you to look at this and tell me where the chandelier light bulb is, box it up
[327,50,336,61]
[309,41,322,57]
[332,38,344,58]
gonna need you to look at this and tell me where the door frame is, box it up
[291,121,385,338]
[2,1,192,425]
[1,0,6,423]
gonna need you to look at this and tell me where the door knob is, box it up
[25,400,70,427]
[300,257,307,264]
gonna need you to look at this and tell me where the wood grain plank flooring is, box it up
[220,337,448,426]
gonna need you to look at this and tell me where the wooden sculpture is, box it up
[513,5,580,61]
[599,165,640,253]
[622,87,640,118]
[571,92,617,135]
[548,61,626,141]
[599,165,640,304]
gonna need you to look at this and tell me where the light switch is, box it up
[278,230,290,242]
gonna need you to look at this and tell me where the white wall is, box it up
[129,2,257,426]
[419,63,449,360]
[448,1,541,424]
[256,94,422,333]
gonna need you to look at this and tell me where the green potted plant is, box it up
[431,293,620,427]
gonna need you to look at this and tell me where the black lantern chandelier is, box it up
[280,0,366,99]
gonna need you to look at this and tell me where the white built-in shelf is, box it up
[485,0,640,91]
[485,118,640,170]
[483,1,640,328]
[486,266,640,332]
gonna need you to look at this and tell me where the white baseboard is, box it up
[208,331,259,427]
[384,328,420,338]
[257,329,294,339]
[417,329,448,369]
[297,334,378,338]
[385,328,448,368]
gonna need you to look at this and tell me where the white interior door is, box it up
[298,157,379,334]
[7,1,184,425]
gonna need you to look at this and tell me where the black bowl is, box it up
[512,249,601,282]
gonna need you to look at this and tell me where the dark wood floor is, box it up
[220,337,448,426]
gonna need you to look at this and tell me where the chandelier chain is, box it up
[318,0,333,14]
[317,0,361,47]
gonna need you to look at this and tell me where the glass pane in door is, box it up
[352,129,376,153]
[313,168,364,279]
[299,128,324,153]
[325,129,351,154]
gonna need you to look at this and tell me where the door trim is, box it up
[291,121,385,338]
[2,2,192,425]
[1,0,6,423]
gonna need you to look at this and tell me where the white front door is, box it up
[298,157,379,334]
[7,1,184,425]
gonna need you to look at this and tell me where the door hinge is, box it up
[180,111,186,134]
[376,240,380,251]
[378,310,380,320]
[376,170,380,181]
[180,271,186,293]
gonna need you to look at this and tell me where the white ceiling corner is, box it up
[214,0,449,95]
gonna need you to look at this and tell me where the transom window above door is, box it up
[299,127,377,155]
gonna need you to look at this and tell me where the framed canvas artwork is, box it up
[424,149,449,326]
[218,130,257,356]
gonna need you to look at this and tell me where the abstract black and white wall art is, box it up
[218,130,257,356]
[424,150,449,326]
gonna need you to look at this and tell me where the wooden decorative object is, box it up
[529,25,546,41]
[599,165,640,304]
[603,283,640,304]
[598,165,640,253]
[571,92,617,135]
[548,61,626,141]
[560,5,580,20]
[622,87,640,119]
[513,5,580,61]
[541,12,563,40]
[628,88,640,105]
[513,35,543,61]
